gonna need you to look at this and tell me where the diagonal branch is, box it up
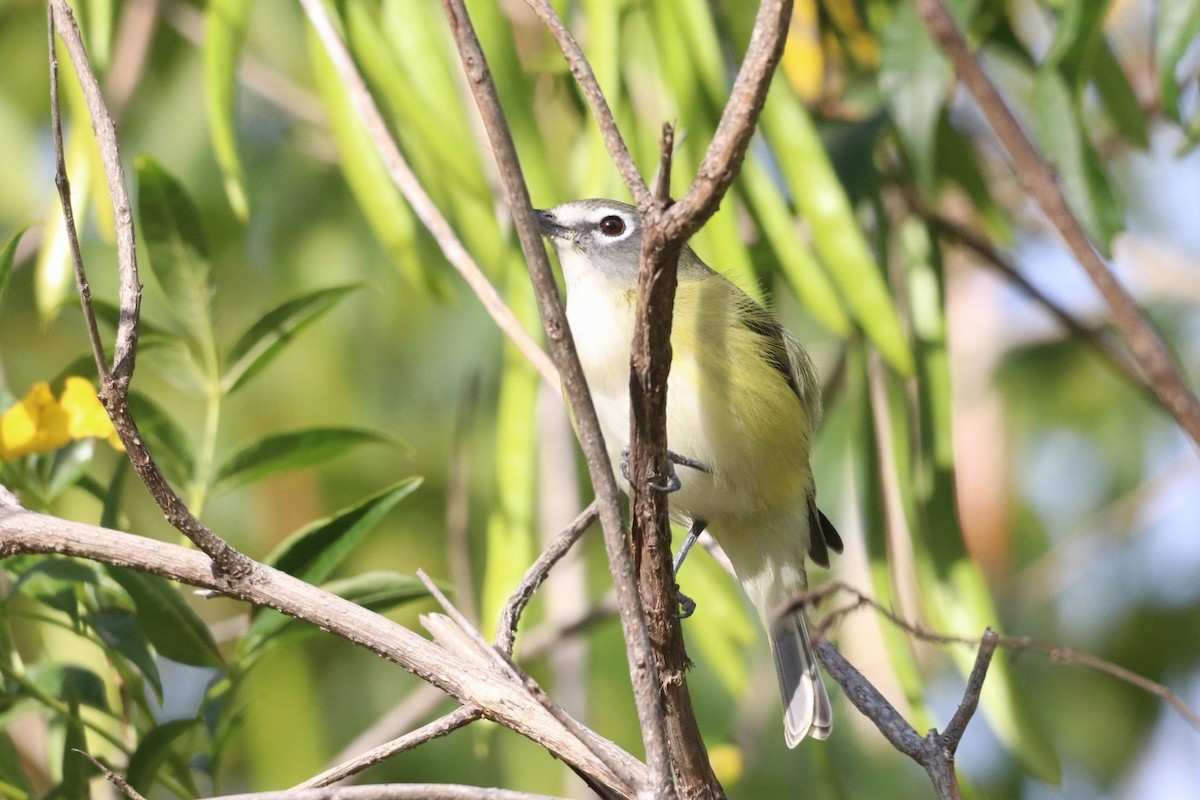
[909,0,1200,449]
[0,500,646,798]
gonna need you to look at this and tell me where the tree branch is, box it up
[816,636,996,800]
[435,2,674,794]
[48,0,252,578]
[0,501,646,799]
[909,0,1200,449]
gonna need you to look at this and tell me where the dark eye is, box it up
[598,215,626,237]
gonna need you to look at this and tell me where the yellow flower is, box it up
[61,377,123,451]
[0,382,71,460]
[0,378,123,461]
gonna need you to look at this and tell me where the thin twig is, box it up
[48,8,108,377]
[419,574,643,796]
[295,707,480,789]
[807,581,1200,733]
[296,0,558,389]
[910,0,1200,449]
[894,181,1149,395]
[435,1,673,793]
[211,787,568,800]
[816,638,992,800]
[48,0,252,578]
[941,629,998,750]
[74,750,147,800]
[520,0,652,208]
[496,501,599,654]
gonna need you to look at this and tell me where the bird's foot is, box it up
[675,590,697,619]
[619,447,710,493]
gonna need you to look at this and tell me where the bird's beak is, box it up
[534,209,568,239]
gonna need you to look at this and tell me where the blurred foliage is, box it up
[1,0,1199,797]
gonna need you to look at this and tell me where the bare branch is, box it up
[941,629,998,750]
[910,0,1200,449]
[0,505,646,798]
[48,0,252,578]
[295,707,480,789]
[74,750,147,800]
[519,0,652,208]
[211,786,568,800]
[893,180,1151,398]
[497,501,598,654]
[295,0,557,389]
[809,581,1200,734]
[436,1,673,793]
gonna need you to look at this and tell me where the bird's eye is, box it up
[598,215,626,237]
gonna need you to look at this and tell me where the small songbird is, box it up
[537,198,842,746]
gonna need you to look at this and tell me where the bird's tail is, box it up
[770,607,832,746]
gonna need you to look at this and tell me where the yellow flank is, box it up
[668,275,810,516]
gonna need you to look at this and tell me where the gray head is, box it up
[535,199,644,283]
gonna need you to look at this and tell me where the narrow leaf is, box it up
[29,665,108,712]
[1032,69,1122,254]
[212,427,389,496]
[307,25,451,300]
[1156,0,1200,124]
[126,718,200,796]
[761,79,915,374]
[221,285,359,394]
[879,4,950,193]
[53,693,92,800]
[204,0,253,219]
[0,227,26,315]
[105,566,223,668]
[135,156,216,355]
[0,730,33,798]
[264,477,422,584]
[86,609,163,701]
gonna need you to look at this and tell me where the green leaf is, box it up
[0,227,25,315]
[105,567,223,668]
[212,427,389,496]
[86,610,163,701]
[204,0,253,219]
[135,156,217,358]
[29,665,108,712]
[45,440,95,500]
[221,285,359,395]
[264,477,422,584]
[126,718,199,796]
[243,570,431,656]
[761,78,915,374]
[50,693,92,800]
[0,729,33,799]
[1032,69,1122,254]
[1090,42,1148,149]
[99,462,128,537]
[740,160,851,336]
[879,4,951,193]
[127,391,195,488]
[1156,0,1200,124]
[307,24,452,300]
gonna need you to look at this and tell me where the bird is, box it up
[536,198,842,746]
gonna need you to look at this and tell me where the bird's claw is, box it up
[675,591,697,619]
[619,447,710,494]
